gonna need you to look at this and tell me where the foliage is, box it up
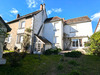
[64,51,82,58]
[68,60,79,66]
[1,54,100,75]
[68,70,80,75]
[21,28,32,52]
[85,31,100,56]
[43,47,61,55]
[57,63,63,70]
[8,52,27,67]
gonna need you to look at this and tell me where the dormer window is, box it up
[19,21,25,29]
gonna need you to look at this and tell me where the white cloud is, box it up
[47,8,62,15]
[52,8,62,13]
[91,12,100,22]
[10,8,18,14]
[0,14,2,17]
[47,10,52,15]
[4,20,8,23]
[26,0,38,8]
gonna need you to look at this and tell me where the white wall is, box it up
[45,44,52,50]
[43,20,63,50]
[64,22,93,37]
[64,21,93,50]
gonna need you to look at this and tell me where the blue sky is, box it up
[0,0,100,32]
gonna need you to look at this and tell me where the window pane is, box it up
[76,40,78,47]
[20,36,23,43]
[21,21,25,28]
[79,39,82,47]
[72,41,75,47]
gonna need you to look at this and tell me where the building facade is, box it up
[95,19,100,33]
[6,4,93,53]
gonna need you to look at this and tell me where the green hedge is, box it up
[64,51,82,58]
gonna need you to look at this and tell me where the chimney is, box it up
[43,3,45,10]
[40,4,43,10]
[62,18,65,21]
[17,14,20,18]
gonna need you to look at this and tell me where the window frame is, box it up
[19,21,25,29]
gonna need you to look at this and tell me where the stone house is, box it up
[6,4,93,53]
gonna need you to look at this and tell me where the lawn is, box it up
[0,53,100,75]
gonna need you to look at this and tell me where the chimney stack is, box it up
[62,18,65,21]
[17,14,20,18]
[43,3,45,10]
[40,4,43,10]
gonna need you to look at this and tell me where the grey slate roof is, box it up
[35,34,51,44]
[7,10,42,24]
[0,17,11,32]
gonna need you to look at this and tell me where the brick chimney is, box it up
[43,3,45,10]
[17,14,20,18]
[40,4,43,10]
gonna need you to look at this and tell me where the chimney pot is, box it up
[40,4,43,10]
[43,3,45,10]
[17,14,20,18]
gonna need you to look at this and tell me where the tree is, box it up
[85,31,100,56]
[21,28,32,52]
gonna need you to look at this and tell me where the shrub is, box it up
[43,47,61,55]
[64,51,82,58]
[85,31,100,56]
[8,52,27,67]
[68,60,79,66]
[68,70,80,75]
[57,64,63,70]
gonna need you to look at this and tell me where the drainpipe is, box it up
[30,15,35,54]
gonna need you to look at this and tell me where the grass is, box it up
[0,53,100,75]
[3,50,14,53]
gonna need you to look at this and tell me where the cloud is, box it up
[4,20,8,23]
[47,8,62,15]
[10,8,18,14]
[26,0,38,8]
[52,8,62,13]
[47,10,52,15]
[91,12,100,22]
[0,14,2,17]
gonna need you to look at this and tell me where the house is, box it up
[6,4,93,53]
[94,19,100,33]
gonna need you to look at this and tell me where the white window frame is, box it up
[72,39,83,47]
[19,21,25,29]
[17,34,23,44]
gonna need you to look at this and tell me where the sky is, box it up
[0,0,100,32]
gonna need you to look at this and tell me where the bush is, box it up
[57,64,63,70]
[68,70,80,75]
[8,52,27,67]
[68,60,79,66]
[85,31,100,56]
[43,48,61,55]
[64,51,82,58]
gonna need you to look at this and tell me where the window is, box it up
[17,35,23,43]
[53,36,59,44]
[54,22,59,30]
[6,34,11,43]
[19,21,25,29]
[72,39,82,47]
